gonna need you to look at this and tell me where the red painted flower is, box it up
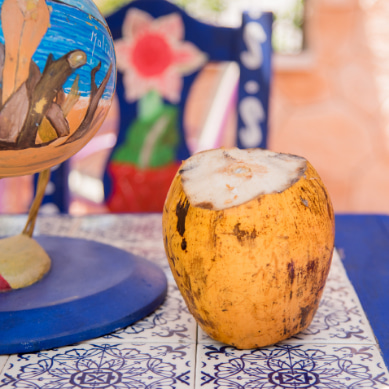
[115,9,207,103]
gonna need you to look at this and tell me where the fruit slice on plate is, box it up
[0,234,51,291]
[163,147,335,349]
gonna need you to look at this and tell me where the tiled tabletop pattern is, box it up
[0,214,388,388]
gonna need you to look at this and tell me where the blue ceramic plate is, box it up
[0,236,168,354]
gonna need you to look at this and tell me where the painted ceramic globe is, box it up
[0,0,116,177]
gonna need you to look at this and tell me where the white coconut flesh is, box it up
[179,148,307,210]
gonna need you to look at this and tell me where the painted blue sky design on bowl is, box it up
[0,0,116,99]
[57,0,107,25]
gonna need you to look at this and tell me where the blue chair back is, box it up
[103,0,273,212]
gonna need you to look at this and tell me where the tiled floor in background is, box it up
[0,214,388,388]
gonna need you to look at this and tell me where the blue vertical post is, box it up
[237,11,273,150]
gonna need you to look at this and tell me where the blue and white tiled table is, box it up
[0,213,388,388]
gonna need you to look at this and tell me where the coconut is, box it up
[162,147,335,349]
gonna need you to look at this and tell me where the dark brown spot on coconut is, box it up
[288,261,295,284]
[299,304,313,328]
[233,223,257,243]
[165,236,178,266]
[223,150,236,160]
[233,223,242,239]
[181,270,197,312]
[193,309,215,329]
[176,198,190,237]
[196,201,214,210]
[193,287,202,301]
[306,259,317,274]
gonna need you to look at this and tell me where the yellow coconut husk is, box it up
[162,147,335,349]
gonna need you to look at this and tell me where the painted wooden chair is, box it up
[102,0,273,213]
[38,0,273,213]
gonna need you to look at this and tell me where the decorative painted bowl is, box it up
[0,0,116,177]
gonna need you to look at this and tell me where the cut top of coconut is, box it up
[178,148,307,210]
